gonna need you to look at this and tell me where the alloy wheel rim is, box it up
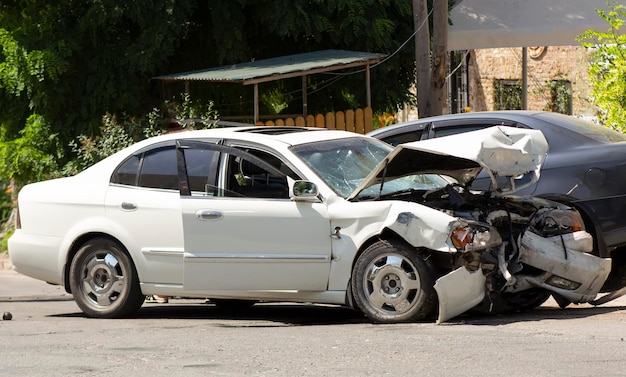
[80,252,126,307]
[363,254,420,315]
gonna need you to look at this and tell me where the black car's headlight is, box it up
[530,208,585,237]
[449,221,503,252]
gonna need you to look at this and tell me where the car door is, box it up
[106,142,184,285]
[178,140,332,292]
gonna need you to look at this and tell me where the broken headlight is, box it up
[531,208,585,237]
[449,221,503,252]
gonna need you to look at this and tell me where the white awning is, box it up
[448,0,623,51]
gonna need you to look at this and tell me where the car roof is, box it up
[156,126,366,147]
[369,110,626,146]
[368,111,544,136]
[78,126,374,180]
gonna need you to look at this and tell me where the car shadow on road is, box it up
[138,302,371,326]
[447,304,626,326]
[50,300,626,326]
[50,301,371,326]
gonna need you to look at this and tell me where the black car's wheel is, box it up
[69,237,144,318]
[473,288,551,314]
[351,240,437,323]
[502,289,551,311]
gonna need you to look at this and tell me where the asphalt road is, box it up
[2,265,626,377]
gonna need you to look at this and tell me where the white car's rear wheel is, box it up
[69,238,144,318]
[352,240,437,323]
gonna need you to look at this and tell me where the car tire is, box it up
[472,288,551,314]
[351,239,437,323]
[69,237,144,318]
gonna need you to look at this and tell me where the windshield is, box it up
[355,174,451,200]
[291,137,449,198]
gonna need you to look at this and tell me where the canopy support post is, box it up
[365,63,372,108]
[254,83,259,124]
[302,75,308,118]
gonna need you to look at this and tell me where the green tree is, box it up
[0,0,196,151]
[578,2,626,131]
[67,93,218,174]
[0,114,63,189]
[1,1,418,142]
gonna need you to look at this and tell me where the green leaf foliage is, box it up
[0,114,63,189]
[578,2,626,131]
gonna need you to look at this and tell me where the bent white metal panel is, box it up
[434,267,486,324]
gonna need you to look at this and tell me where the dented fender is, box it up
[383,205,457,253]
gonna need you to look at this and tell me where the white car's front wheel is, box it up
[352,240,437,323]
[69,238,144,318]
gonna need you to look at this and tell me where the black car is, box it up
[369,111,626,288]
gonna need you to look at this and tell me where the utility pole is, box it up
[429,0,448,116]
[414,0,431,118]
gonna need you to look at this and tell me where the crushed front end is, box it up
[430,187,611,323]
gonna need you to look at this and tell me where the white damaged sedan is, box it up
[9,126,613,323]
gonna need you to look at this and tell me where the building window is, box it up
[545,80,572,115]
[494,80,522,110]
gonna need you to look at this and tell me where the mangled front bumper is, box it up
[434,229,611,323]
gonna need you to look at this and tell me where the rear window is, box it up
[111,146,179,190]
[536,113,626,143]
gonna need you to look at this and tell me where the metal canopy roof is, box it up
[154,49,385,85]
[153,50,385,124]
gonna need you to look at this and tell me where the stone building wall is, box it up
[469,46,595,117]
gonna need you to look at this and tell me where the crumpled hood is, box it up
[349,126,548,199]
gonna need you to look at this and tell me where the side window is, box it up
[433,125,491,138]
[138,147,178,190]
[381,130,424,146]
[183,148,220,195]
[111,155,140,186]
[111,146,179,190]
[226,149,295,199]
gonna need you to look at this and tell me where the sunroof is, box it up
[238,127,322,135]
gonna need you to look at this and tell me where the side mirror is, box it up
[291,180,319,200]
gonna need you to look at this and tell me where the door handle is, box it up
[195,209,223,221]
[121,202,137,211]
